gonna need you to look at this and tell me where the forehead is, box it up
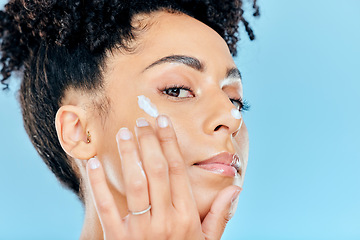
[139,11,232,61]
[105,11,235,72]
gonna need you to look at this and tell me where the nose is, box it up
[202,89,242,136]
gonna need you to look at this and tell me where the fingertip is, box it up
[201,186,243,239]
[88,157,100,170]
[226,186,242,207]
[156,115,177,140]
[156,115,169,128]
[231,189,241,202]
[116,127,132,142]
[224,186,242,221]
[156,114,174,128]
[229,189,241,219]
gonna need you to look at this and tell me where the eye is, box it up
[161,85,194,98]
[230,98,250,112]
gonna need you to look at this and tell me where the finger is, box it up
[135,118,172,219]
[201,186,242,240]
[86,157,124,239]
[155,115,196,210]
[116,127,151,227]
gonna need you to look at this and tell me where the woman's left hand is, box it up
[86,115,241,239]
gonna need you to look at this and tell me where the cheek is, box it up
[96,123,128,194]
[93,105,141,194]
[93,94,162,195]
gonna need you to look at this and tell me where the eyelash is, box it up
[230,97,250,112]
[159,84,250,112]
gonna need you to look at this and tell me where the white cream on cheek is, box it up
[231,108,242,120]
[220,76,243,121]
[137,95,159,118]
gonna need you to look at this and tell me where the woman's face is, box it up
[91,11,249,220]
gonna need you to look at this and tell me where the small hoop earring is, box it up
[87,131,91,143]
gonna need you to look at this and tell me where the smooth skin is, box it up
[55,10,249,239]
[87,116,241,239]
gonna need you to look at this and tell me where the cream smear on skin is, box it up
[219,76,241,89]
[232,109,243,131]
[219,76,243,120]
[231,108,242,119]
[137,95,159,118]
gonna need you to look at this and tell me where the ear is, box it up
[55,105,97,160]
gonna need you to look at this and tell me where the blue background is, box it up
[1,0,359,239]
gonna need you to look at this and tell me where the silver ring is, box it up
[129,205,151,215]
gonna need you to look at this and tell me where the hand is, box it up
[86,115,241,240]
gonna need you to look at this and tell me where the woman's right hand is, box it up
[86,115,241,240]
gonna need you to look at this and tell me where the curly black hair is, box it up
[0,0,259,201]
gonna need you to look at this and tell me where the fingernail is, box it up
[157,115,169,128]
[89,157,100,170]
[231,108,242,120]
[136,118,149,127]
[229,189,241,218]
[231,189,241,203]
[117,127,132,140]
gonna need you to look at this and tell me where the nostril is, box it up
[214,125,229,132]
[214,125,221,131]
[232,130,239,137]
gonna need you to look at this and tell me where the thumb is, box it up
[201,186,242,240]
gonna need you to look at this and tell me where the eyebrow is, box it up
[219,68,242,89]
[226,67,242,80]
[143,55,204,72]
[143,54,242,83]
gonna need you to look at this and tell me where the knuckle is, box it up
[128,178,146,194]
[119,145,136,155]
[219,215,231,232]
[158,133,176,144]
[168,157,185,175]
[182,214,198,231]
[139,129,155,139]
[97,199,113,214]
[90,175,104,187]
[186,222,199,235]
[224,214,231,224]
[148,160,168,176]
[152,226,167,239]
[179,212,192,224]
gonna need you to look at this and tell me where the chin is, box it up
[194,187,219,221]
[189,166,236,221]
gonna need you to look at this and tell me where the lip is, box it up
[193,152,241,177]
